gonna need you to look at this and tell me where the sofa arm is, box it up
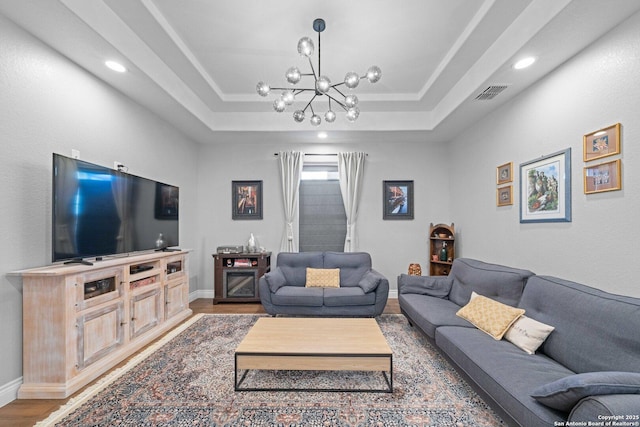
[397,273,452,299]
[371,269,389,316]
[258,275,277,315]
[569,394,640,422]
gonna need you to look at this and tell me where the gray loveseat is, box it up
[259,251,389,316]
[399,258,640,427]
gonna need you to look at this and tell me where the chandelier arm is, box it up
[325,93,347,110]
[308,57,317,80]
[332,86,347,98]
[304,94,318,113]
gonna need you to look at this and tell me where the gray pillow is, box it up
[358,271,381,293]
[265,268,287,293]
[398,274,452,298]
[531,371,640,412]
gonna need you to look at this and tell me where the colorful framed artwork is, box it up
[383,180,414,220]
[519,148,571,223]
[232,180,263,220]
[584,159,621,194]
[496,185,513,207]
[583,123,620,162]
[496,162,513,185]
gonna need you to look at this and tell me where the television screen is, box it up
[52,154,179,263]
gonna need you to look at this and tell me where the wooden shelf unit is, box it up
[12,250,191,399]
[429,223,455,276]
[213,252,271,304]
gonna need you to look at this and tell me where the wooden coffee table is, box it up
[234,317,393,392]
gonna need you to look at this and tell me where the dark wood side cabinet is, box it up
[212,252,271,304]
[429,223,455,276]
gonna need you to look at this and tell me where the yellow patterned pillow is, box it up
[305,268,340,288]
[456,292,525,340]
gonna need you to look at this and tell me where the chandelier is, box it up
[256,18,381,126]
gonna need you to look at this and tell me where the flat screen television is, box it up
[52,153,179,263]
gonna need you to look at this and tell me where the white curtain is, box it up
[278,151,304,252]
[338,152,366,252]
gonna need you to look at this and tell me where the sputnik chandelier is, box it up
[256,18,381,126]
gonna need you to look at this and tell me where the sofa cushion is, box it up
[323,287,376,307]
[448,258,534,307]
[531,371,640,412]
[358,270,381,293]
[435,325,573,427]
[305,268,340,288]
[504,316,555,355]
[398,293,473,339]
[323,251,371,287]
[265,269,287,293]
[276,252,324,287]
[456,292,525,340]
[398,274,452,298]
[271,286,323,306]
[519,275,640,374]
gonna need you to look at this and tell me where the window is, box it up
[299,164,346,252]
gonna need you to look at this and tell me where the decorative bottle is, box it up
[439,242,448,261]
[155,233,166,249]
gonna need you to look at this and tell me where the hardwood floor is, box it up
[0,299,401,427]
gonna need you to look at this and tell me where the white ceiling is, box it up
[2,0,640,145]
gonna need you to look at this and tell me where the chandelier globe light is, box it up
[256,18,381,126]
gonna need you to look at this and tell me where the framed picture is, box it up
[496,185,513,207]
[232,180,262,220]
[584,159,621,194]
[583,123,620,162]
[154,183,179,219]
[383,180,414,220]
[519,148,571,223]
[496,162,513,185]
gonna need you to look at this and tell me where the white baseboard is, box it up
[0,376,21,408]
[189,289,398,301]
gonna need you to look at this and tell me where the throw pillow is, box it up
[531,371,640,412]
[358,271,381,293]
[265,268,287,293]
[398,273,452,298]
[456,292,525,340]
[504,315,555,354]
[305,268,340,288]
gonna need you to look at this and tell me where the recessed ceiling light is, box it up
[317,132,328,139]
[513,57,536,70]
[105,60,127,73]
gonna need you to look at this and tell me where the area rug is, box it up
[37,314,504,426]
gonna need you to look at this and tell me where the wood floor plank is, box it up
[0,298,400,426]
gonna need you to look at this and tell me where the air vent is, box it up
[475,85,509,101]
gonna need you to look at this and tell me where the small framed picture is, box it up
[584,159,621,194]
[583,123,621,162]
[232,180,262,220]
[496,185,513,207]
[497,162,513,185]
[383,180,414,220]
[519,148,571,223]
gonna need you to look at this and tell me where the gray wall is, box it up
[0,15,200,401]
[194,139,451,297]
[449,11,640,296]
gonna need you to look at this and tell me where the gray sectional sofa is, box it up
[399,258,640,427]
[259,251,389,316]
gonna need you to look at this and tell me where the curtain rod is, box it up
[273,153,368,156]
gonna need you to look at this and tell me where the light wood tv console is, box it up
[11,250,192,399]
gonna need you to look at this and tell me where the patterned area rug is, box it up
[37,314,504,426]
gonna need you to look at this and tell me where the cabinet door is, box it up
[165,280,187,320]
[77,301,124,369]
[130,287,162,339]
